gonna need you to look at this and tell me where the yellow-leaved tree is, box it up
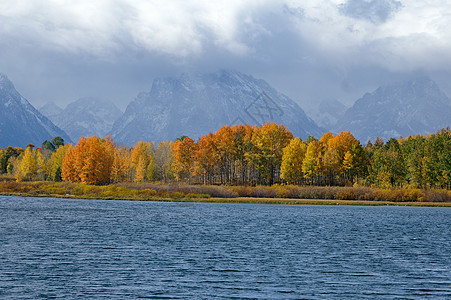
[302,140,323,185]
[280,137,307,184]
[250,122,293,185]
[46,144,72,181]
[154,141,173,183]
[16,146,45,181]
[130,141,156,182]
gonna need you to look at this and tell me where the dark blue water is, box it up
[0,196,450,299]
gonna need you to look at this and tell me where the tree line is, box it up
[1,124,449,189]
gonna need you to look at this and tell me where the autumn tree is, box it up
[130,141,156,182]
[196,133,218,184]
[0,146,23,174]
[215,125,238,184]
[421,128,451,189]
[280,137,307,184]
[345,142,368,183]
[154,141,173,183]
[46,144,72,181]
[322,145,340,185]
[231,124,255,184]
[302,140,323,185]
[250,122,293,185]
[62,136,115,185]
[171,136,197,183]
[110,145,131,183]
[15,146,45,181]
[326,131,360,184]
[0,148,5,174]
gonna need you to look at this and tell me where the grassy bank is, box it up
[0,179,450,207]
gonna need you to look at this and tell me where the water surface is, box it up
[1,196,450,299]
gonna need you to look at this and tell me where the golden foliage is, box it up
[62,136,115,185]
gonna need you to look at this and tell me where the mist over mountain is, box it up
[337,75,451,142]
[111,70,324,146]
[41,98,122,143]
[0,73,71,148]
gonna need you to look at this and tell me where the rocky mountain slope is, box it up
[41,98,122,143]
[337,75,451,142]
[111,70,323,145]
[0,73,71,148]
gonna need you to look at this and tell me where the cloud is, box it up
[1,0,451,108]
[2,0,451,70]
[339,0,403,24]
[0,0,275,58]
[284,0,451,71]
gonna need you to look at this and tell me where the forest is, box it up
[0,123,450,193]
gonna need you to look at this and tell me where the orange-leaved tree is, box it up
[111,145,131,183]
[196,133,218,184]
[62,135,115,185]
[171,136,197,183]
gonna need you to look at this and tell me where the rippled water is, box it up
[0,196,450,299]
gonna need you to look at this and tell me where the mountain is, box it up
[111,70,323,145]
[337,75,451,142]
[0,73,71,148]
[39,101,63,117]
[306,98,347,130]
[41,98,122,143]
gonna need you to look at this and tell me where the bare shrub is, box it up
[425,189,451,202]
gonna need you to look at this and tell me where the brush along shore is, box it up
[0,180,450,207]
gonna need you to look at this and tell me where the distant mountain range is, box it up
[336,75,451,142]
[111,70,324,145]
[2,71,450,148]
[0,73,71,148]
[40,98,122,143]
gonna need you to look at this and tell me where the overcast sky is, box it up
[1,0,451,111]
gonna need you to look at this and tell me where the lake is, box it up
[0,196,450,299]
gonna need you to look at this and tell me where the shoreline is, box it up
[1,192,450,207]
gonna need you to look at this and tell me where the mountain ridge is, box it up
[111,70,324,145]
[336,75,451,142]
[0,73,71,148]
[41,97,122,143]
